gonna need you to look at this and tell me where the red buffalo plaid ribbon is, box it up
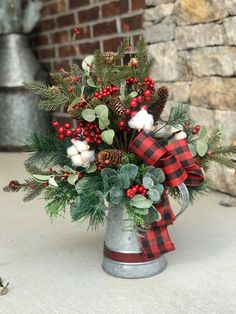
[129,131,204,259]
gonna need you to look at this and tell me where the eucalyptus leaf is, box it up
[143,206,159,224]
[148,188,160,202]
[94,105,109,119]
[67,174,78,185]
[75,177,87,194]
[87,78,97,88]
[130,197,153,209]
[196,139,208,156]
[133,207,149,215]
[48,177,58,187]
[143,176,154,189]
[33,174,51,181]
[119,173,130,189]
[86,163,97,173]
[188,143,197,157]
[129,91,138,99]
[101,130,115,145]
[120,164,138,182]
[109,186,124,204]
[82,55,94,73]
[99,117,110,130]
[155,183,164,196]
[63,165,76,173]
[147,166,165,183]
[82,109,96,122]
[198,125,207,140]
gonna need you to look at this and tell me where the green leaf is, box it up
[63,165,76,173]
[143,207,159,224]
[67,96,81,112]
[119,164,138,182]
[129,91,138,98]
[198,125,207,140]
[130,195,153,209]
[154,183,164,196]
[82,109,96,122]
[33,174,51,181]
[82,55,94,73]
[48,177,58,187]
[143,176,154,189]
[87,78,97,88]
[119,173,130,189]
[133,207,149,215]
[67,174,78,185]
[94,105,109,119]
[109,186,123,204]
[75,177,86,194]
[99,117,110,130]
[188,143,197,157]
[148,188,160,202]
[196,139,208,156]
[146,167,165,183]
[101,129,115,145]
[86,163,97,173]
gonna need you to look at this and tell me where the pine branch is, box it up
[208,155,236,169]
[38,99,64,111]
[213,145,236,155]
[24,132,69,169]
[134,37,154,81]
[167,104,189,127]
[115,38,130,61]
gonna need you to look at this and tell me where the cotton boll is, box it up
[67,145,78,157]
[71,139,89,152]
[174,131,187,140]
[128,109,154,132]
[80,150,95,163]
[70,154,83,167]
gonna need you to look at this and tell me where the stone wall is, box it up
[144,0,236,195]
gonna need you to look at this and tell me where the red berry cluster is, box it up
[144,77,155,92]
[192,124,201,135]
[93,85,119,100]
[126,184,148,199]
[126,77,139,86]
[72,28,80,36]
[52,121,75,140]
[81,122,103,144]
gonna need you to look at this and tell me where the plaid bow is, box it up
[129,131,204,259]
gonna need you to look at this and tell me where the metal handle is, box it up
[175,183,190,218]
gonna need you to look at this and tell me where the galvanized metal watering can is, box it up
[102,183,189,279]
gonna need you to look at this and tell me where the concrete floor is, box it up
[0,152,236,314]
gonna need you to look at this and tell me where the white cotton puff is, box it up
[70,154,84,167]
[71,139,89,153]
[80,150,95,163]
[67,145,79,157]
[174,131,187,140]
[128,109,154,132]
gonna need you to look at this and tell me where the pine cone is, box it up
[110,101,125,116]
[8,180,21,192]
[148,86,169,121]
[103,51,115,64]
[96,149,124,167]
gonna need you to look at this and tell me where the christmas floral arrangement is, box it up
[5,38,236,259]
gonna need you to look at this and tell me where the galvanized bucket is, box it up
[0,34,50,151]
[102,183,189,278]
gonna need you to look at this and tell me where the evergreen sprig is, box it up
[167,104,189,127]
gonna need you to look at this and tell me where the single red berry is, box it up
[68,87,74,93]
[192,128,198,135]
[137,95,143,103]
[195,125,201,131]
[97,165,103,171]
[43,182,49,187]
[64,123,71,129]
[118,120,125,128]
[141,105,148,110]
[65,129,72,137]
[125,108,131,115]
[130,100,138,108]
[58,127,65,134]
[143,89,151,97]
[85,137,92,143]
[58,134,65,140]
[97,139,102,145]
[52,121,60,128]
[144,96,150,102]
[131,111,137,117]
[75,127,82,134]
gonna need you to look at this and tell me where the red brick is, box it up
[57,13,75,27]
[39,47,55,59]
[79,42,100,54]
[48,0,67,15]
[78,7,99,23]
[102,0,128,17]
[35,18,55,32]
[121,14,143,31]
[69,0,89,9]
[131,0,145,10]
[103,37,125,51]
[58,45,78,57]
[93,20,117,37]
[53,60,71,72]
[51,31,68,44]
[31,34,49,46]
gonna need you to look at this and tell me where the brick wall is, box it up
[31,0,145,72]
